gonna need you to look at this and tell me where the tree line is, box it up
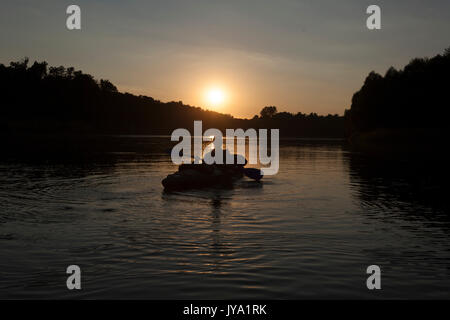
[0,58,344,138]
[345,47,450,138]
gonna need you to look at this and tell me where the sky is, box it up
[1,0,449,118]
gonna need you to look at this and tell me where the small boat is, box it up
[162,163,262,191]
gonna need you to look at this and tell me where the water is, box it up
[1,136,449,299]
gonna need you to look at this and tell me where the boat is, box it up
[162,162,262,191]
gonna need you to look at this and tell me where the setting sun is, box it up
[205,88,226,107]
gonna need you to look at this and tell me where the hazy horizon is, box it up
[1,0,449,118]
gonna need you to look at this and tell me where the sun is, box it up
[206,88,226,107]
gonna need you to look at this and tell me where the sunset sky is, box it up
[1,0,449,118]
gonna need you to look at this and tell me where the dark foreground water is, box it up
[0,136,449,299]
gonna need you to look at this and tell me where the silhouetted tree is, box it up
[100,79,118,93]
[444,46,450,57]
[29,61,48,80]
[260,106,277,118]
[49,66,66,77]
[10,57,29,70]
